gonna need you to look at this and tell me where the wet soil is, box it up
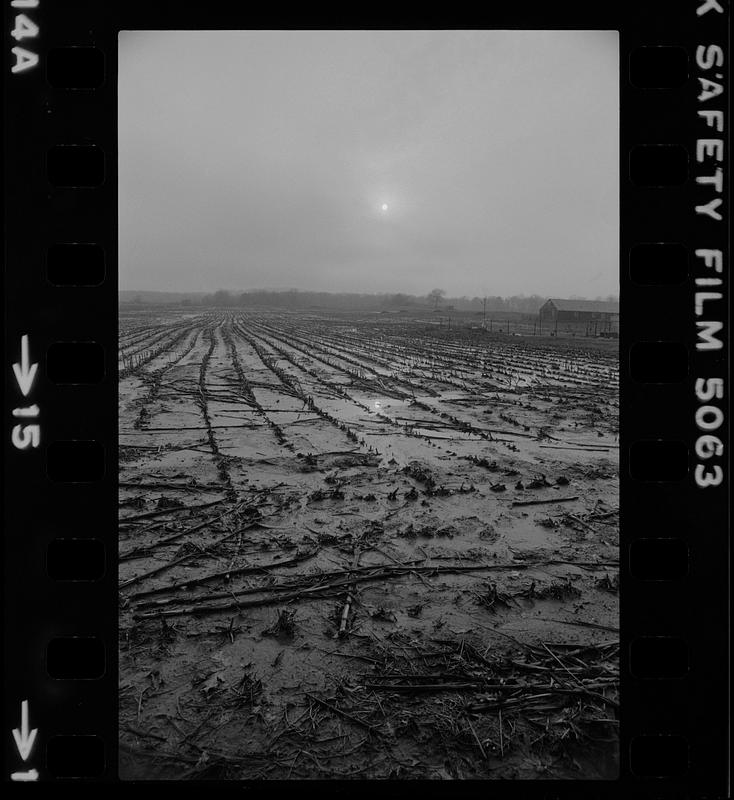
[119,308,619,780]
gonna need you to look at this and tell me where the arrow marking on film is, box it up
[12,335,38,397]
[12,404,39,418]
[11,769,39,781]
[12,700,37,761]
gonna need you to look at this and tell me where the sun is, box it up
[380,203,389,212]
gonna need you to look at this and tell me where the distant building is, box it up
[538,298,619,336]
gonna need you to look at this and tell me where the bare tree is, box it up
[427,288,446,309]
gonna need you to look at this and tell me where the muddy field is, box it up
[118,307,619,781]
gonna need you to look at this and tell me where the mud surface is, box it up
[119,308,619,780]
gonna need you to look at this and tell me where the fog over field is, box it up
[119,30,618,299]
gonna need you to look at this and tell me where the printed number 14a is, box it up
[10,0,40,75]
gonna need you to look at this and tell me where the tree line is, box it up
[183,289,616,313]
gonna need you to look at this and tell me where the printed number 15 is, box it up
[12,424,40,450]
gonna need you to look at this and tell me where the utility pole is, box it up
[483,296,487,329]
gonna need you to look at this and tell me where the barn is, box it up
[538,298,619,337]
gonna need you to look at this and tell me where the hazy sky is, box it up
[119,30,618,297]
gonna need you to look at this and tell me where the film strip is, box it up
[3,1,729,791]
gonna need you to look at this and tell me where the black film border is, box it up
[3,1,730,793]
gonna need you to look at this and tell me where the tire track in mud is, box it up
[237,319,486,438]
[224,316,606,467]
[220,319,293,450]
[196,323,237,501]
[290,321,470,394]
[273,324,507,444]
[231,319,365,452]
[231,320,307,401]
[133,328,202,430]
[258,320,423,396]
[239,316,576,478]
[252,316,478,394]
[245,317,414,400]
[234,318,479,463]
[299,326,464,391]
